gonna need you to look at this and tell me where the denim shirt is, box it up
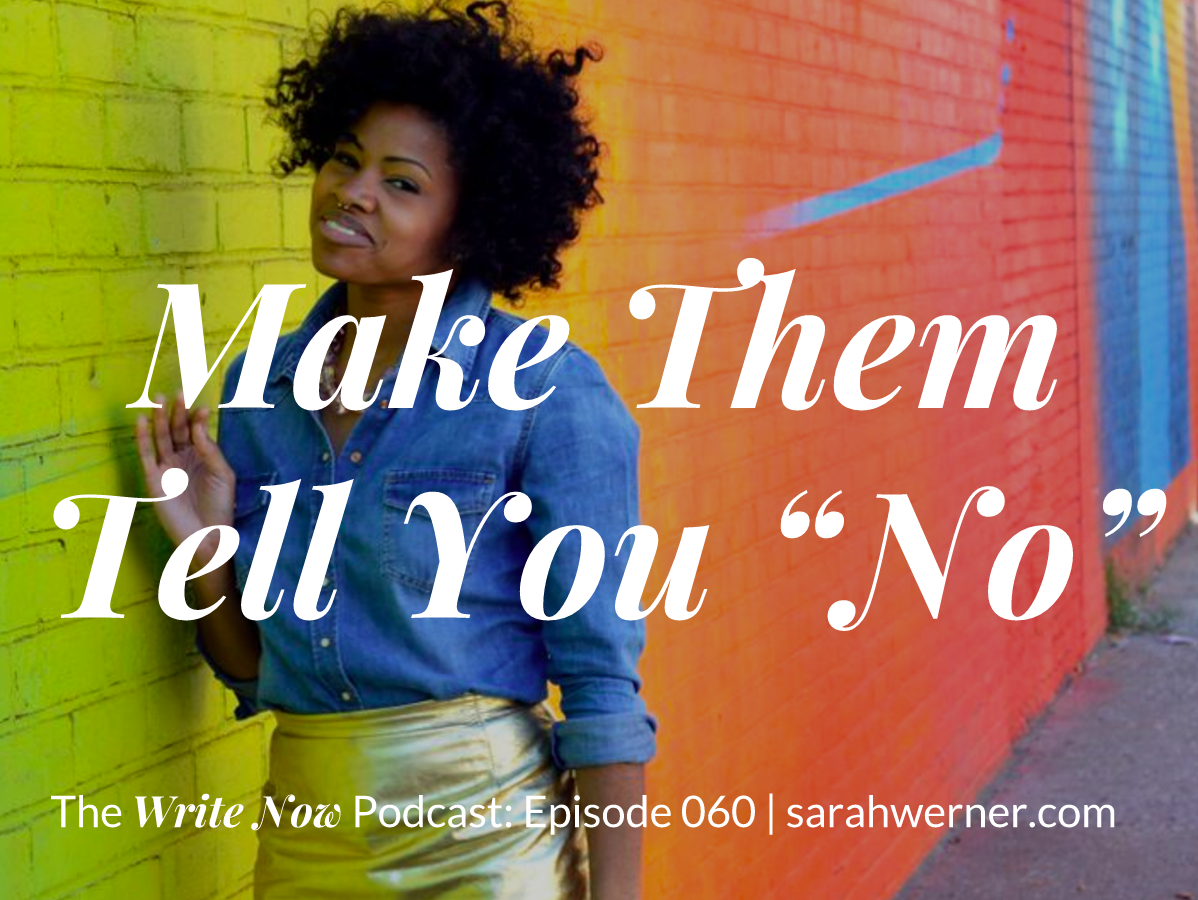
[202,276,656,769]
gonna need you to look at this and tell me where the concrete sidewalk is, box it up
[897,526,1198,900]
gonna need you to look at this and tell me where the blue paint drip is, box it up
[1006,18,1015,42]
[750,133,1002,235]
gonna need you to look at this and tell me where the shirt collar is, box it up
[266,275,493,388]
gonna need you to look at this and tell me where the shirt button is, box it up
[381,399,389,409]
[349,450,363,464]
[322,576,332,588]
[321,451,330,462]
[341,691,352,702]
[319,637,331,648]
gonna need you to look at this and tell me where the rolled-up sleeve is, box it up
[193,351,262,721]
[517,346,658,769]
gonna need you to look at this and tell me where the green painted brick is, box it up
[146,186,218,254]
[57,4,137,84]
[13,271,105,349]
[0,718,74,817]
[0,462,23,543]
[106,97,181,172]
[0,183,55,256]
[0,542,70,635]
[0,2,54,77]
[218,185,281,251]
[73,691,149,784]
[140,17,216,93]
[281,184,311,249]
[183,102,247,172]
[12,91,106,169]
[63,520,169,614]
[9,625,106,714]
[77,858,162,900]
[31,787,131,895]
[0,827,32,900]
[22,443,128,536]
[56,182,142,258]
[0,366,61,446]
[214,30,281,99]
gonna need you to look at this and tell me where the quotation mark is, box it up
[781,490,844,539]
[1103,488,1166,537]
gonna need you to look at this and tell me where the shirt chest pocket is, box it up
[381,469,498,591]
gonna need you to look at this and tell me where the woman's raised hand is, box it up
[135,392,237,549]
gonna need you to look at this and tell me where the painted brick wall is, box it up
[1,0,1194,898]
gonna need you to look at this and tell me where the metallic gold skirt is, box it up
[255,694,588,899]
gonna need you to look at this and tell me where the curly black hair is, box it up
[264,0,604,302]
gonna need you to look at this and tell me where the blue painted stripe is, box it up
[750,133,1003,236]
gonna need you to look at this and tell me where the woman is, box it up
[134,2,655,897]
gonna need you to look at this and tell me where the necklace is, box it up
[320,324,399,416]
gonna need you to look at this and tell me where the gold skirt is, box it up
[255,694,589,899]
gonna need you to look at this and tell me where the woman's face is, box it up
[310,102,460,288]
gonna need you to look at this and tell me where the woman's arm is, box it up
[136,394,261,681]
[575,763,646,900]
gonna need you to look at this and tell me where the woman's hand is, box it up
[135,392,236,550]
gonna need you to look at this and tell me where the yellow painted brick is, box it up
[0,827,32,900]
[145,665,227,751]
[139,17,216,93]
[252,261,316,321]
[183,102,247,172]
[0,462,23,543]
[102,268,185,342]
[146,186,218,254]
[61,351,196,437]
[101,600,197,685]
[281,184,311,249]
[0,541,69,635]
[12,91,105,169]
[0,93,10,167]
[0,366,60,446]
[196,725,267,800]
[173,0,246,16]
[0,183,55,256]
[247,106,286,174]
[57,4,137,84]
[214,29,281,99]
[105,97,181,172]
[73,691,149,784]
[247,0,307,25]
[0,278,16,355]
[55,182,141,258]
[76,858,161,900]
[0,718,74,817]
[217,803,259,888]
[160,827,223,900]
[12,271,104,349]
[218,185,281,251]
[9,625,106,714]
[180,262,257,334]
[30,787,130,895]
[115,752,194,817]
[21,443,126,536]
[63,520,168,613]
[0,2,54,77]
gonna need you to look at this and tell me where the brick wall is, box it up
[2,0,1194,898]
